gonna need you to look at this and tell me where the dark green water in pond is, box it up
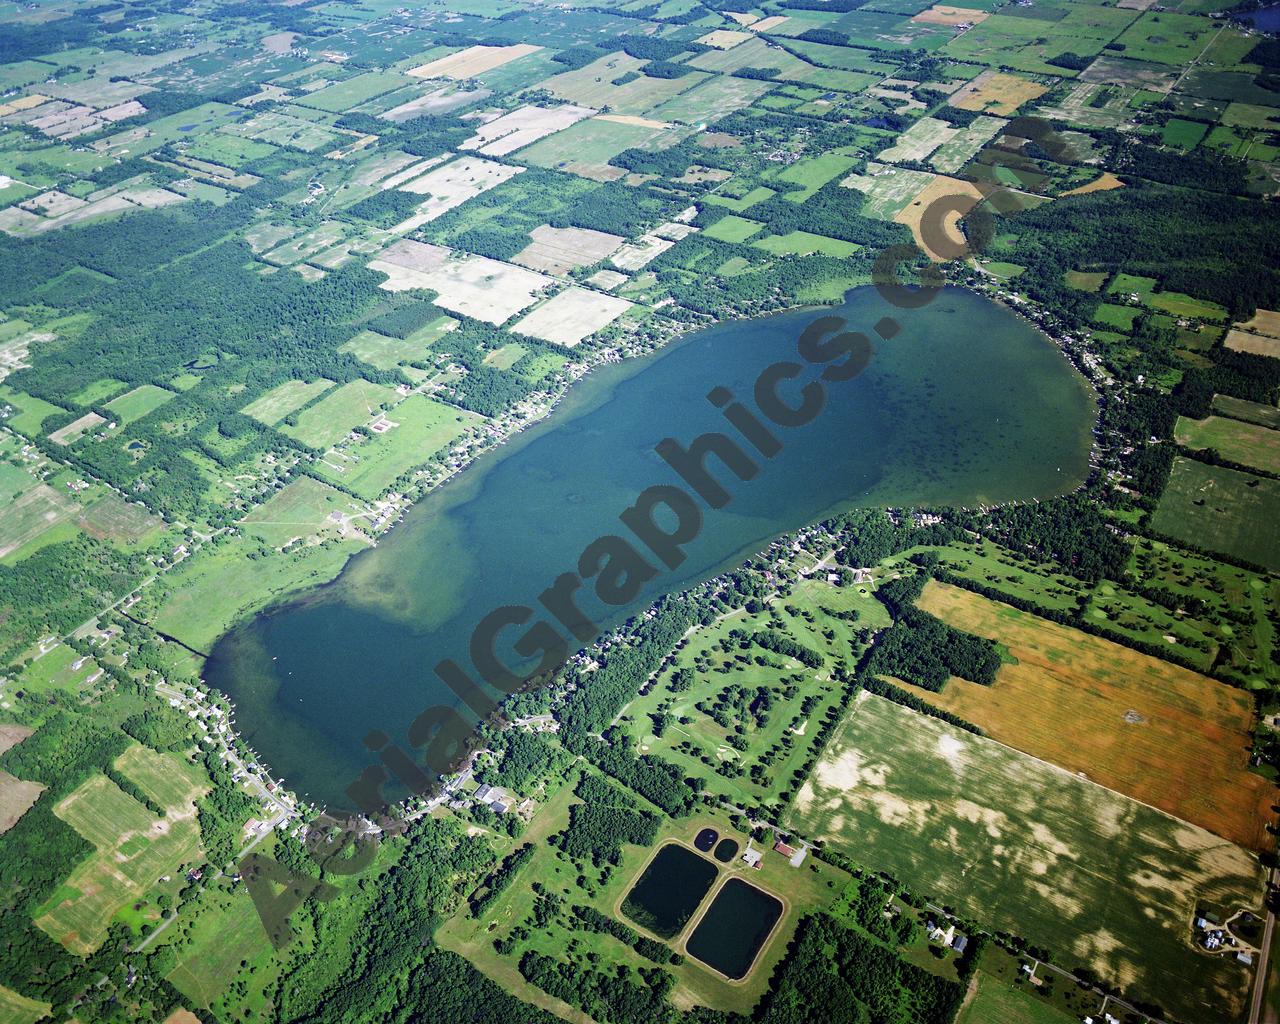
[621,843,719,939]
[205,287,1096,807]
[686,878,784,979]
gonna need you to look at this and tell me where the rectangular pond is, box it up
[621,842,718,939]
[686,877,784,980]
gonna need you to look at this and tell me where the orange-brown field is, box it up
[1061,171,1125,196]
[899,580,1273,851]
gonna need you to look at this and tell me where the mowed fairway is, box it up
[902,581,1273,851]
[790,692,1265,1022]
[35,748,208,955]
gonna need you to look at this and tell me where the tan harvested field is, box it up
[392,155,524,231]
[1237,309,1280,340]
[380,85,488,123]
[512,286,634,347]
[461,103,593,157]
[0,771,43,834]
[903,580,1274,851]
[1061,171,1125,196]
[610,234,674,271]
[893,173,984,261]
[162,1010,203,1024]
[749,15,790,31]
[407,43,542,80]
[877,116,956,163]
[513,224,624,276]
[0,724,33,756]
[696,29,754,48]
[47,411,105,446]
[372,238,451,273]
[261,31,298,54]
[586,269,628,290]
[950,69,1048,116]
[913,4,990,26]
[1226,329,1280,359]
[381,252,553,324]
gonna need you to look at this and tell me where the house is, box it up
[1238,951,1254,965]
[951,933,968,954]
[742,848,763,869]
[773,840,796,858]
[474,784,492,801]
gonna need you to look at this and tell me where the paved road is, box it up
[1249,866,1278,1024]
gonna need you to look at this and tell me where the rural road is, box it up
[1248,864,1278,1024]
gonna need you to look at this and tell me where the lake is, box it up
[205,286,1096,807]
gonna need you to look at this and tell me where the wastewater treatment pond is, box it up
[621,843,718,939]
[686,878,785,980]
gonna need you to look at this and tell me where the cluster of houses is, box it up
[1195,916,1255,965]
[927,919,969,956]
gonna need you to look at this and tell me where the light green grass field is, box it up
[0,983,50,1024]
[0,385,66,437]
[482,342,528,370]
[313,394,480,498]
[703,215,764,243]
[751,231,858,257]
[339,328,443,371]
[35,757,207,956]
[1175,415,1280,474]
[240,378,335,426]
[242,476,358,547]
[149,534,364,652]
[957,970,1077,1024]
[279,380,399,450]
[790,691,1265,1023]
[69,378,126,407]
[166,888,276,1008]
[104,385,176,425]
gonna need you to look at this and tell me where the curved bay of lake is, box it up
[206,286,1096,807]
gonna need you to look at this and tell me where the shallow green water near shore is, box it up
[205,286,1096,807]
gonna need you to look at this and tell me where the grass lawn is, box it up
[1093,302,1141,331]
[956,970,1077,1024]
[1161,117,1209,149]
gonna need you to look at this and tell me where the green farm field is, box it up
[242,476,359,547]
[35,751,207,956]
[1152,457,1280,571]
[1176,414,1280,474]
[956,971,1076,1024]
[0,984,49,1024]
[104,384,176,425]
[239,378,335,426]
[789,691,1265,1022]
[1212,394,1280,430]
[279,380,399,450]
[313,394,480,499]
